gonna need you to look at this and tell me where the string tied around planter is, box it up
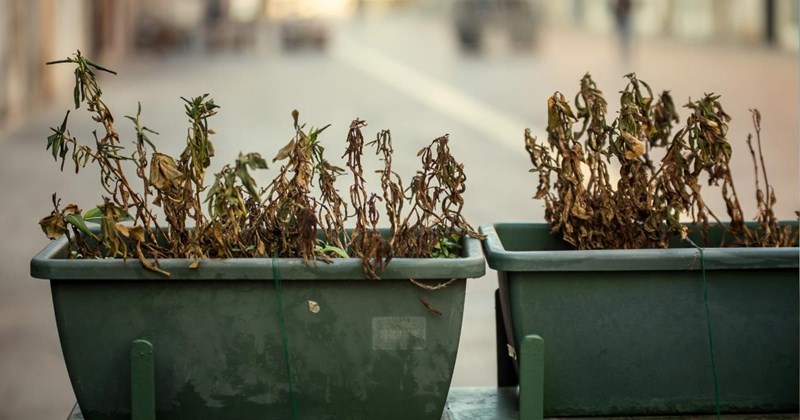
[272,255,299,420]
[685,237,721,420]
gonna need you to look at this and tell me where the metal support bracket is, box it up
[519,334,544,420]
[131,339,156,420]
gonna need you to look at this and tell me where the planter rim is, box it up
[31,234,485,280]
[480,222,799,272]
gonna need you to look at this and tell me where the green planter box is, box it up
[30,233,485,420]
[481,222,799,417]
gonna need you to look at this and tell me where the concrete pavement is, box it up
[0,8,797,419]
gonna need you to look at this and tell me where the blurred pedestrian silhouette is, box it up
[453,0,487,52]
[505,0,538,50]
[205,0,228,51]
[452,0,539,53]
[611,0,633,61]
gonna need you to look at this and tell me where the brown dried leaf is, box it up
[63,204,81,215]
[419,297,442,316]
[39,214,67,240]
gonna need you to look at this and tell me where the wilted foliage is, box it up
[40,51,483,278]
[526,73,797,249]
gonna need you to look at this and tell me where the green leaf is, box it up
[310,124,332,138]
[83,207,104,223]
[47,132,60,161]
[84,206,132,223]
[242,152,268,170]
[65,213,98,240]
[73,69,81,109]
[85,59,118,75]
[316,244,349,258]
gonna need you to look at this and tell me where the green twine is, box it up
[272,255,299,420]
[686,238,721,419]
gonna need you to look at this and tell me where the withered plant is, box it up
[40,51,170,274]
[345,123,484,278]
[39,52,483,279]
[526,73,797,250]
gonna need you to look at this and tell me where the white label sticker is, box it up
[372,317,426,350]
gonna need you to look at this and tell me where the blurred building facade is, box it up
[0,0,264,130]
[551,0,798,49]
[0,0,139,129]
[0,0,797,130]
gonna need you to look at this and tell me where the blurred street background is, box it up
[0,0,798,418]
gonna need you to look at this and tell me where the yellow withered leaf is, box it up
[115,223,130,237]
[128,225,145,242]
[150,153,182,189]
[273,139,295,162]
[621,132,646,160]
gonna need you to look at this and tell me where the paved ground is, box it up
[0,7,797,419]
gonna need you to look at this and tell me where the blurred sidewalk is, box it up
[0,8,797,420]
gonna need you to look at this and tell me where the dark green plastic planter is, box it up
[30,233,485,420]
[481,222,799,417]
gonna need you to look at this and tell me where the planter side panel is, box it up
[506,268,799,416]
[52,279,466,420]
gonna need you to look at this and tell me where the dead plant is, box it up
[526,73,798,249]
[39,52,484,278]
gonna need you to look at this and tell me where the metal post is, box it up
[131,339,156,420]
[765,0,776,45]
[496,289,518,387]
[519,334,544,420]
